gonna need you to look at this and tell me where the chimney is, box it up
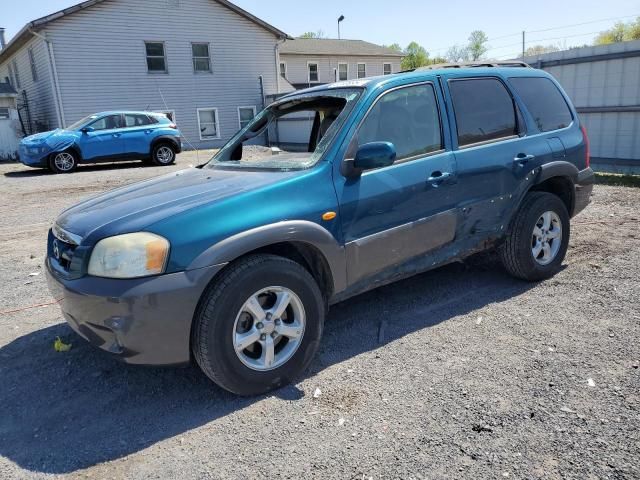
[0,28,6,50]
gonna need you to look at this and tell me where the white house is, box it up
[0,0,290,149]
[279,38,404,90]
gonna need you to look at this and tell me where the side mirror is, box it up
[81,126,94,133]
[353,141,396,171]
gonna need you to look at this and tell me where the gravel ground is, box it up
[0,155,638,480]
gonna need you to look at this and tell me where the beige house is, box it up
[278,38,404,90]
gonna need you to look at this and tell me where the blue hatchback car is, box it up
[46,64,594,395]
[19,111,182,173]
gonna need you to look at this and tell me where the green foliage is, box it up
[401,41,430,70]
[383,43,403,52]
[467,30,489,61]
[594,18,640,45]
[299,30,325,39]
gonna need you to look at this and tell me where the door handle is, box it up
[514,153,535,166]
[427,171,453,187]
[112,133,121,138]
[144,130,153,134]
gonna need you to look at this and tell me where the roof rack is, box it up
[415,61,531,71]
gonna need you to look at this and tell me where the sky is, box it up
[3,0,640,59]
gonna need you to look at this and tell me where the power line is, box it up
[526,13,639,34]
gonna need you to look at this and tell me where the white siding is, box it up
[0,36,58,133]
[280,54,402,86]
[45,0,280,148]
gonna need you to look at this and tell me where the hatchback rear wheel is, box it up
[151,143,176,166]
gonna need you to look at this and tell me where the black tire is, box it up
[192,254,325,396]
[151,142,176,166]
[48,150,78,174]
[500,191,570,281]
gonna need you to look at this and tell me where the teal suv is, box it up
[46,65,594,395]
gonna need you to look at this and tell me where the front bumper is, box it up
[573,167,595,217]
[18,144,50,167]
[45,259,225,365]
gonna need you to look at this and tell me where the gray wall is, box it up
[524,40,640,174]
[280,54,402,87]
[0,36,58,134]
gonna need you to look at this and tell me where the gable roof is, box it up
[280,38,404,57]
[0,0,291,64]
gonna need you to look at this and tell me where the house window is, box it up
[279,62,287,78]
[308,62,318,82]
[197,108,220,140]
[238,106,256,129]
[357,63,366,79]
[12,59,21,88]
[338,63,348,81]
[145,42,167,73]
[28,48,38,82]
[383,63,392,75]
[0,108,10,119]
[192,43,211,73]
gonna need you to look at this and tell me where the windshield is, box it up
[66,114,100,130]
[206,88,362,170]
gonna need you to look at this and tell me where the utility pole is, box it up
[338,15,345,39]
[522,31,525,59]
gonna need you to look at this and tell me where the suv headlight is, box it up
[88,232,170,279]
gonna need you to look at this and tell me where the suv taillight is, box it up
[169,123,177,129]
[580,125,590,168]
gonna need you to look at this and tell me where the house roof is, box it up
[280,38,405,57]
[0,0,291,64]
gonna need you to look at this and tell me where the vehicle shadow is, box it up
[3,161,152,178]
[0,253,536,474]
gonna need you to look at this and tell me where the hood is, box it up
[56,166,306,244]
[22,129,77,146]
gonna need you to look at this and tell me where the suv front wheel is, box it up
[192,254,325,395]
[500,192,570,281]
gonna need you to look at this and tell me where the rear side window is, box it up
[357,83,442,162]
[449,78,517,147]
[125,114,153,127]
[509,77,573,132]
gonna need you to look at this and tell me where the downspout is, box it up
[274,37,287,94]
[30,29,65,128]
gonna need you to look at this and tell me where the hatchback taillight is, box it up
[580,125,590,168]
[168,123,177,129]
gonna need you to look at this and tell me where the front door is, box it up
[335,82,458,285]
[78,113,125,161]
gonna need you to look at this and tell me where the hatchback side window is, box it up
[449,78,517,147]
[509,77,573,132]
[356,83,442,162]
[89,114,123,131]
[125,114,153,127]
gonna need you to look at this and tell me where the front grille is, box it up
[48,226,89,280]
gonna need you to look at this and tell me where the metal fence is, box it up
[524,40,640,174]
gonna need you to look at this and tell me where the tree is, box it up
[401,41,429,70]
[383,43,403,52]
[467,30,489,61]
[299,30,325,39]
[445,45,469,63]
[594,18,640,45]
[524,44,560,56]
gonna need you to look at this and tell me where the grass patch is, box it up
[595,173,640,188]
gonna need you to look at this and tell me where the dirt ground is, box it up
[0,154,638,480]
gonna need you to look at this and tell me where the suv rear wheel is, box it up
[192,254,325,396]
[151,143,176,166]
[500,192,570,281]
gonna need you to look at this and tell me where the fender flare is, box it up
[150,135,180,153]
[535,160,579,184]
[187,220,347,295]
[48,140,83,162]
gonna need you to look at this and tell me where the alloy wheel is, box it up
[54,152,75,172]
[531,211,562,265]
[232,286,306,371]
